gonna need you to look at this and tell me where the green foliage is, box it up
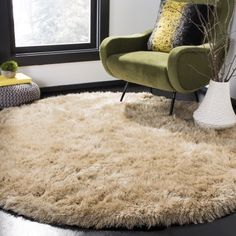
[1,60,18,72]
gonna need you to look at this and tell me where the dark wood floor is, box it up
[1,82,236,236]
[1,209,236,236]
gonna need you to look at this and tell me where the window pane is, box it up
[12,0,91,47]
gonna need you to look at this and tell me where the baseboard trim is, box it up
[40,80,126,94]
[40,82,236,110]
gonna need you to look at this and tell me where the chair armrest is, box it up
[168,44,211,93]
[99,30,152,76]
[100,29,152,58]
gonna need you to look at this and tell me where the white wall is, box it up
[19,0,158,88]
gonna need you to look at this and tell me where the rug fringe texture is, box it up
[0,92,236,229]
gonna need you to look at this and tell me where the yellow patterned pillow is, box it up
[148,0,212,53]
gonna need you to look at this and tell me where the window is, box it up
[13,0,91,47]
[0,0,109,65]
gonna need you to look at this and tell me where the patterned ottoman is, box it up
[0,82,40,109]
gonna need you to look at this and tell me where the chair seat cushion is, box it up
[106,51,174,91]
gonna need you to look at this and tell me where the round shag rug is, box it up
[0,92,236,229]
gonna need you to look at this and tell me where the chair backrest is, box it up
[173,0,235,40]
[172,0,235,78]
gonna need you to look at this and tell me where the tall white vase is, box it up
[193,80,236,129]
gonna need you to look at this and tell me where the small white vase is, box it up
[1,71,16,78]
[193,80,236,130]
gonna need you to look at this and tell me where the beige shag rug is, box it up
[0,92,236,229]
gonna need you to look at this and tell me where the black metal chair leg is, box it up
[120,82,129,102]
[194,91,199,103]
[169,92,177,116]
[150,87,153,94]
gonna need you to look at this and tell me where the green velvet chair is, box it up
[100,0,234,115]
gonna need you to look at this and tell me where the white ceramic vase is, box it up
[193,80,236,130]
[1,70,16,78]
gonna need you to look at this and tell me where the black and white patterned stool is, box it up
[0,82,40,109]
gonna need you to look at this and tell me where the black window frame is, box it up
[0,0,109,66]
